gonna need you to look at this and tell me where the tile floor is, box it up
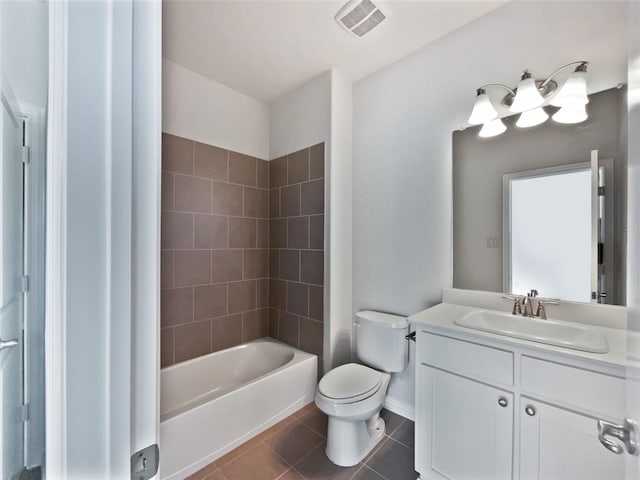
[185,404,417,480]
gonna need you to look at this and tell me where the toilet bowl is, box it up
[315,363,391,466]
[315,310,409,467]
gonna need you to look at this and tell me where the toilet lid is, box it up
[318,363,383,402]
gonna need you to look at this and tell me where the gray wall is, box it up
[453,87,627,304]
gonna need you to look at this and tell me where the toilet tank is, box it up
[355,310,409,373]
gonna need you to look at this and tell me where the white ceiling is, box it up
[163,0,508,103]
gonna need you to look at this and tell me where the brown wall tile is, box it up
[212,250,243,283]
[308,285,323,321]
[269,279,286,310]
[288,148,309,185]
[256,219,269,248]
[281,185,301,217]
[213,182,243,216]
[278,312,299,347]
[309,143,324,180]
[309,215,324,250]
[161,328,174,367]
[194,283,228,320]
[161,250,173,289]
[244,249,269,279]
[257,279,269,308]
[300,251,324,286]
[257,159,269,189]
[194,214,228,249]
[161,287,193,327]
[175,319,212,363]
[212,314,242,352]
[229,217,256,248]
[269,189,280,218]
[175,174,212,213]
[300,180,324,215]
[287,282,309,317]
[288,217,309,249]
[161,211,193,249]
[162,133,193,175]
[162,172,174,211]
[300,318,323,356]
[269,156,287,188]
[174,250,211,287]
[269,309,279,338]
[194,142,228,181]
[280,250,300,282]
[228,280,257,313]
[269,250,280,278]
[243,309,268,342]
[244,187,269,218]
[229,151,256,186]
[270,219,287,248]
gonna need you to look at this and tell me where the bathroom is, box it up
[1,0,639,480]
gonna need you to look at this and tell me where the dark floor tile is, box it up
[380,409,404,435]
[390,420,414,449]
[364,438,416,480]
[293,444,360,480]
[185,462,218,480]
[266,421,324,466]
[300,409,328,438]
[203,471,227,480]
[277,469,305,480]
[291,402,318,419]
[350,465,387,480]
[221,443,289,480]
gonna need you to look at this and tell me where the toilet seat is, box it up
[318,363,383,404]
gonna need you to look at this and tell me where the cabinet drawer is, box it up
[521,356,624,419]
[419,332,514,386]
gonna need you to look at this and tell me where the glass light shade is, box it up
[468,92,498,125]
[552,104,588,124]
[479,118,507,138]
[516,107,549,128]
[550,71,589,108]
[510,77,545,113]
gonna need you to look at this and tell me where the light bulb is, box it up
[516,107,549,128]
[550,70,588,108]
[552,104,588,124]
[479,118,507,138]
[468,89,498,125]
[510,72,545,113]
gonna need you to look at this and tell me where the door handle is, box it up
[597,418,638,456]
[0,338,18,352]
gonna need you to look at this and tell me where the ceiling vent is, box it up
[335,0,388,38]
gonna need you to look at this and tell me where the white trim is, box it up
[383,396,415,422]
[44,1,69,477]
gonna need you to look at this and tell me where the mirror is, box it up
[453,87,627,305]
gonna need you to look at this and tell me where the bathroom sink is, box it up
[453,310,609,353]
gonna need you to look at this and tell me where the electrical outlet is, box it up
[486,237,501,248]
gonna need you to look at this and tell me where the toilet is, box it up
[315,310,409,466]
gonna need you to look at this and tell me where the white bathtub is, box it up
[160,338,317,479]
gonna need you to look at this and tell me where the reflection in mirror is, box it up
[453,87,627,305]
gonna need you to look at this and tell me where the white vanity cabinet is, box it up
[415,328,626,480]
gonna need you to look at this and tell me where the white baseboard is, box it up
[383,396,415,421]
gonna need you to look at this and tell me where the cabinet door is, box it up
[520,398,625,480]
[417,365,513,480]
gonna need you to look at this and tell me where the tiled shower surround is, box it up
[160,133,324,367]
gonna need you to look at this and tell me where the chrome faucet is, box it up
[503,290,558,320]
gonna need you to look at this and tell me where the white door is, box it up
[418,366,513,480]
[0,87,25,478]
[520,398,625,480]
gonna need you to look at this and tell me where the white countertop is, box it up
[409,303,628,371]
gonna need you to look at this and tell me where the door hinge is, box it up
[21,404,30,422]
[598,186,605,196]
[20,275,30,293]
[21,145,30,164]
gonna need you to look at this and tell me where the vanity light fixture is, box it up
[469,61,589,138]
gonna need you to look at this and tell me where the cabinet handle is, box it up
[525,405,536,416]
[597,418,638,456]
[498,397,508,408]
